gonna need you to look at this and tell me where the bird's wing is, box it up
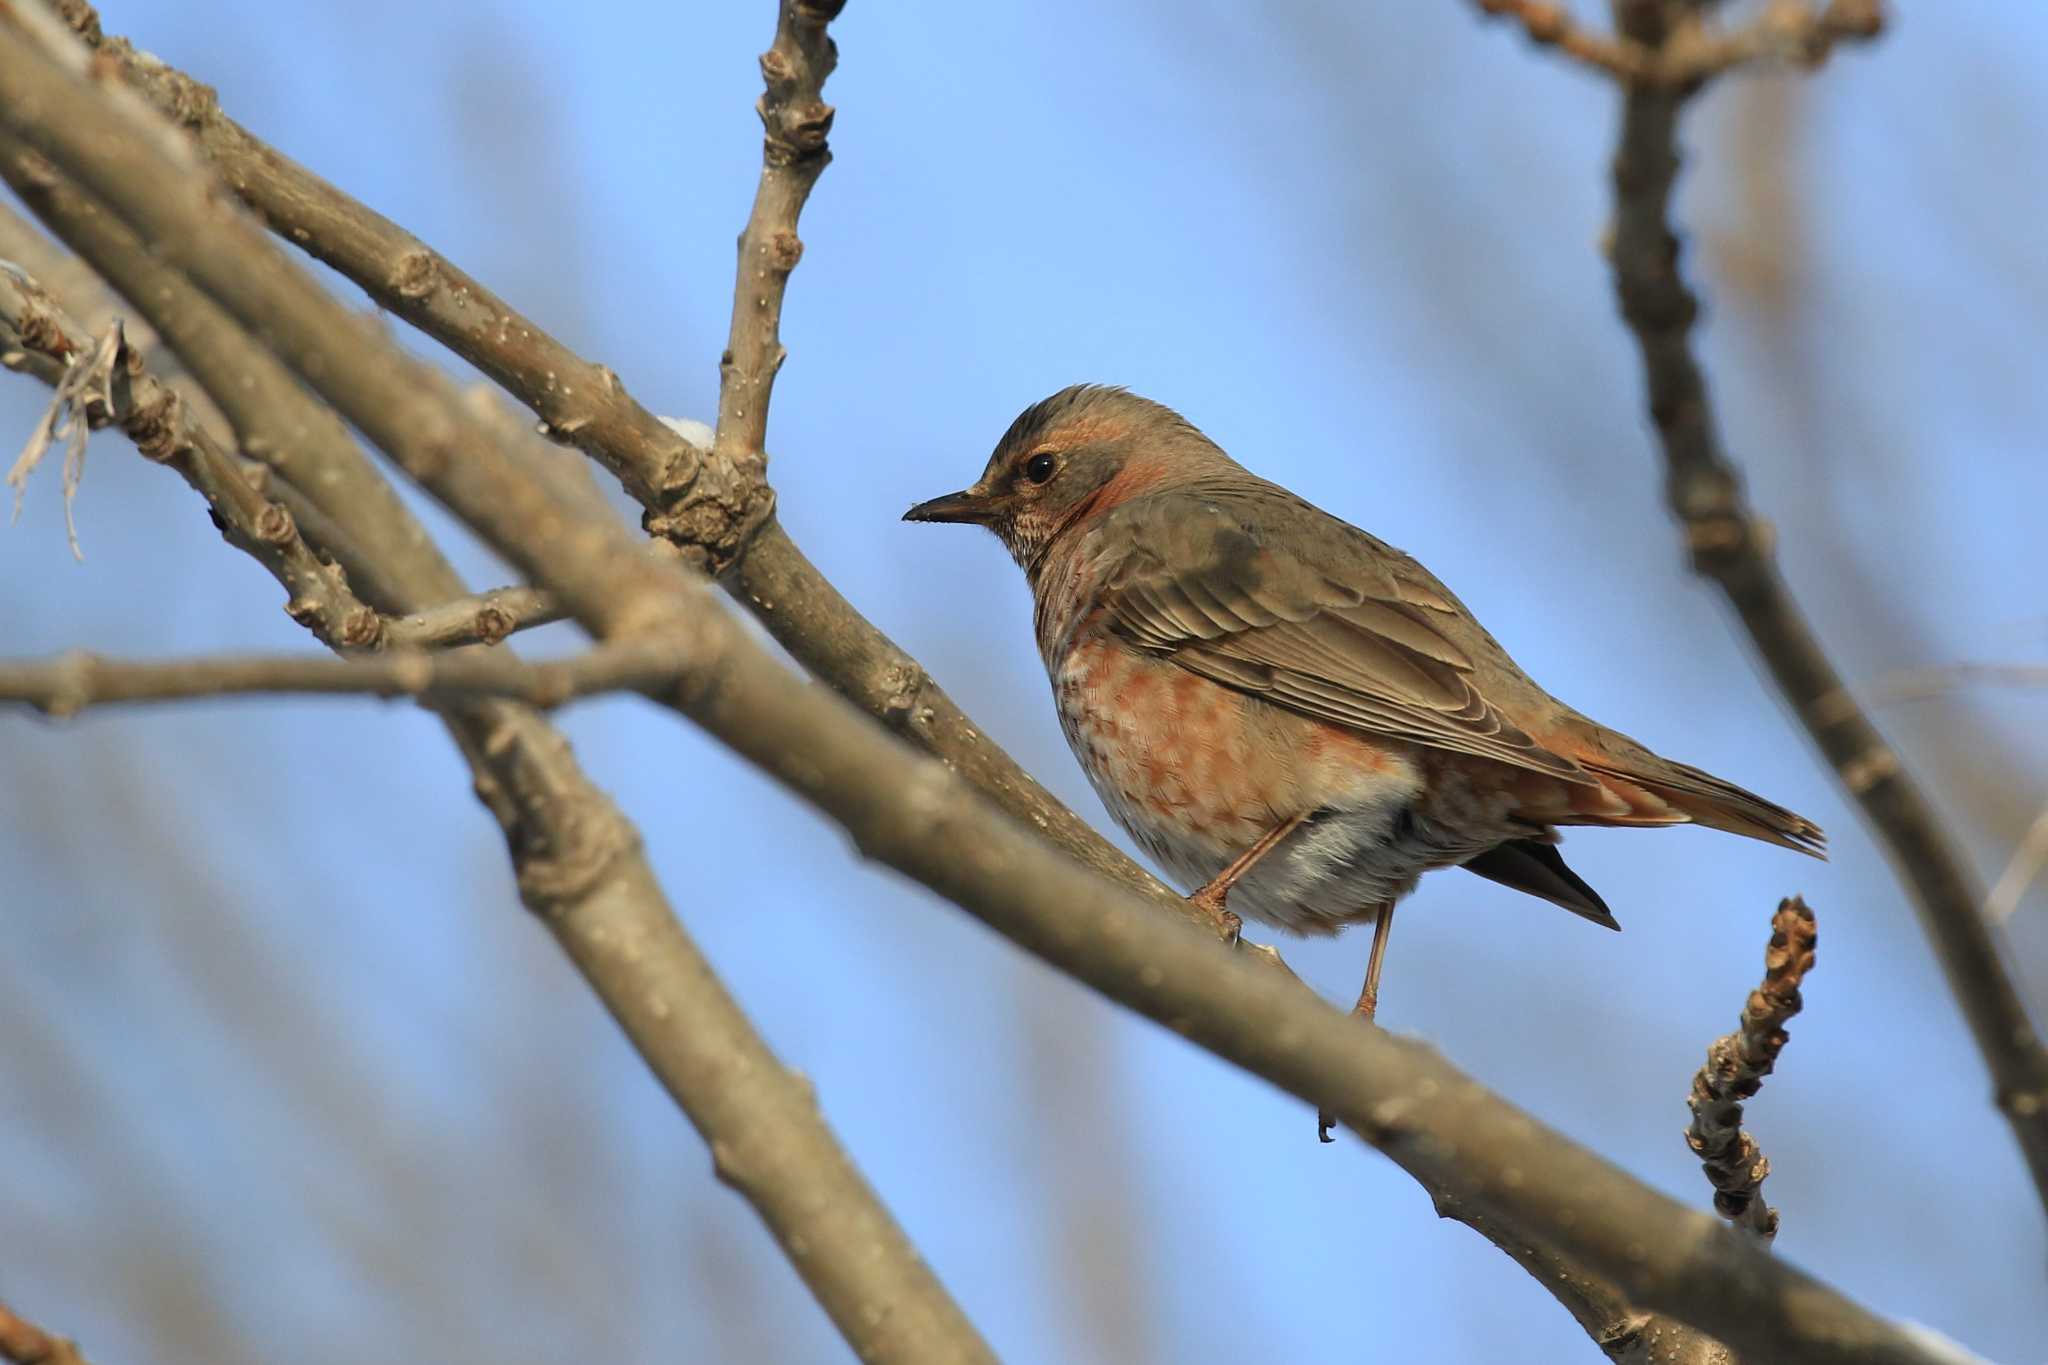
[1085,489,1598,786]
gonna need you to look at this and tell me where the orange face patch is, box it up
[1033,416,1129,452]
[1027,417,1174,520]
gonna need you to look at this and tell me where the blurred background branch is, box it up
[0,1300,91,1365]
[1584,0,2048,1212]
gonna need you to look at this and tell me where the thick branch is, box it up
[0,26,1973,1360]
[1600,0,2048,1212]
[1431,1192,1735,1365]
[1686,897,1816,1241]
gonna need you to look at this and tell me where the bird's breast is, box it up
[1047,632,1440,929]
[1051,635,1276,857]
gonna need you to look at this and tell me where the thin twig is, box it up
[1471,0,1885,85]
[1672,0,1886,81]
[0,128,439,615]
[0,192,226,428]
[40,1,700,519]
[0,197,344,569]
[1985,805,2048,927]
[1686,897,1817,1242]
[0,247,381,650]
[1594,0,2048,1212]
[0,1301,90,1365]
[712,0,841,467]
[0,26,1973,1361]
[0,644,685,715]
[1857,661,2048,713]
[3,295,109,558]
[1472,0,1655,80]
[2,137,571,657]
[382,584,565,650]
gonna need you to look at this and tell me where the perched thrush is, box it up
[907,386,1823,1127]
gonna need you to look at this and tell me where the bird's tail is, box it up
[1579,755,1827,858]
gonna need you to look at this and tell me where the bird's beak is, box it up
[902,488,990,525]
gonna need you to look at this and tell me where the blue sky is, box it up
[3,2,2046,1361]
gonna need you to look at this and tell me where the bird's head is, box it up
[904,385,1231,570]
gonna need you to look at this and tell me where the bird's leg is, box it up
[1186,811,1310,942]
[1319,900,1395,1143]
[1352,900,1396,1021]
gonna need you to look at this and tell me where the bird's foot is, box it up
[1186,884,1241,944]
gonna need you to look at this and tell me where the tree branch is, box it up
[1862,661,2048,710]
[0,129,445,615]
[1430,1191,1736,1365]
[0,19,1978,1357]
[1473,0,1885,85]
[0,1301,90,1365]
[0,22,992,1358]
[0,246,382,650]
[382,583,565,649]
[1472,0,1652,80]
[1686,897,1816,1242]
[39,0,687,517]
[1593,0,2048,1213]
[713,0,840,468]
[0,643,687,714]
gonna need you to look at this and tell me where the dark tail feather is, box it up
[1461,839,1620,930]
[1585,758,1827,859]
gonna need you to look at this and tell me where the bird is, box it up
[905,386,1823,1135]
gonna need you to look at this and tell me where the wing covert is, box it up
[1088,494,1594,785]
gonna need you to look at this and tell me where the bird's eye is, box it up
[1024,452,1057,485]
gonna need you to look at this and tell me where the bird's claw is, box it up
[1186,886,1240,944]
